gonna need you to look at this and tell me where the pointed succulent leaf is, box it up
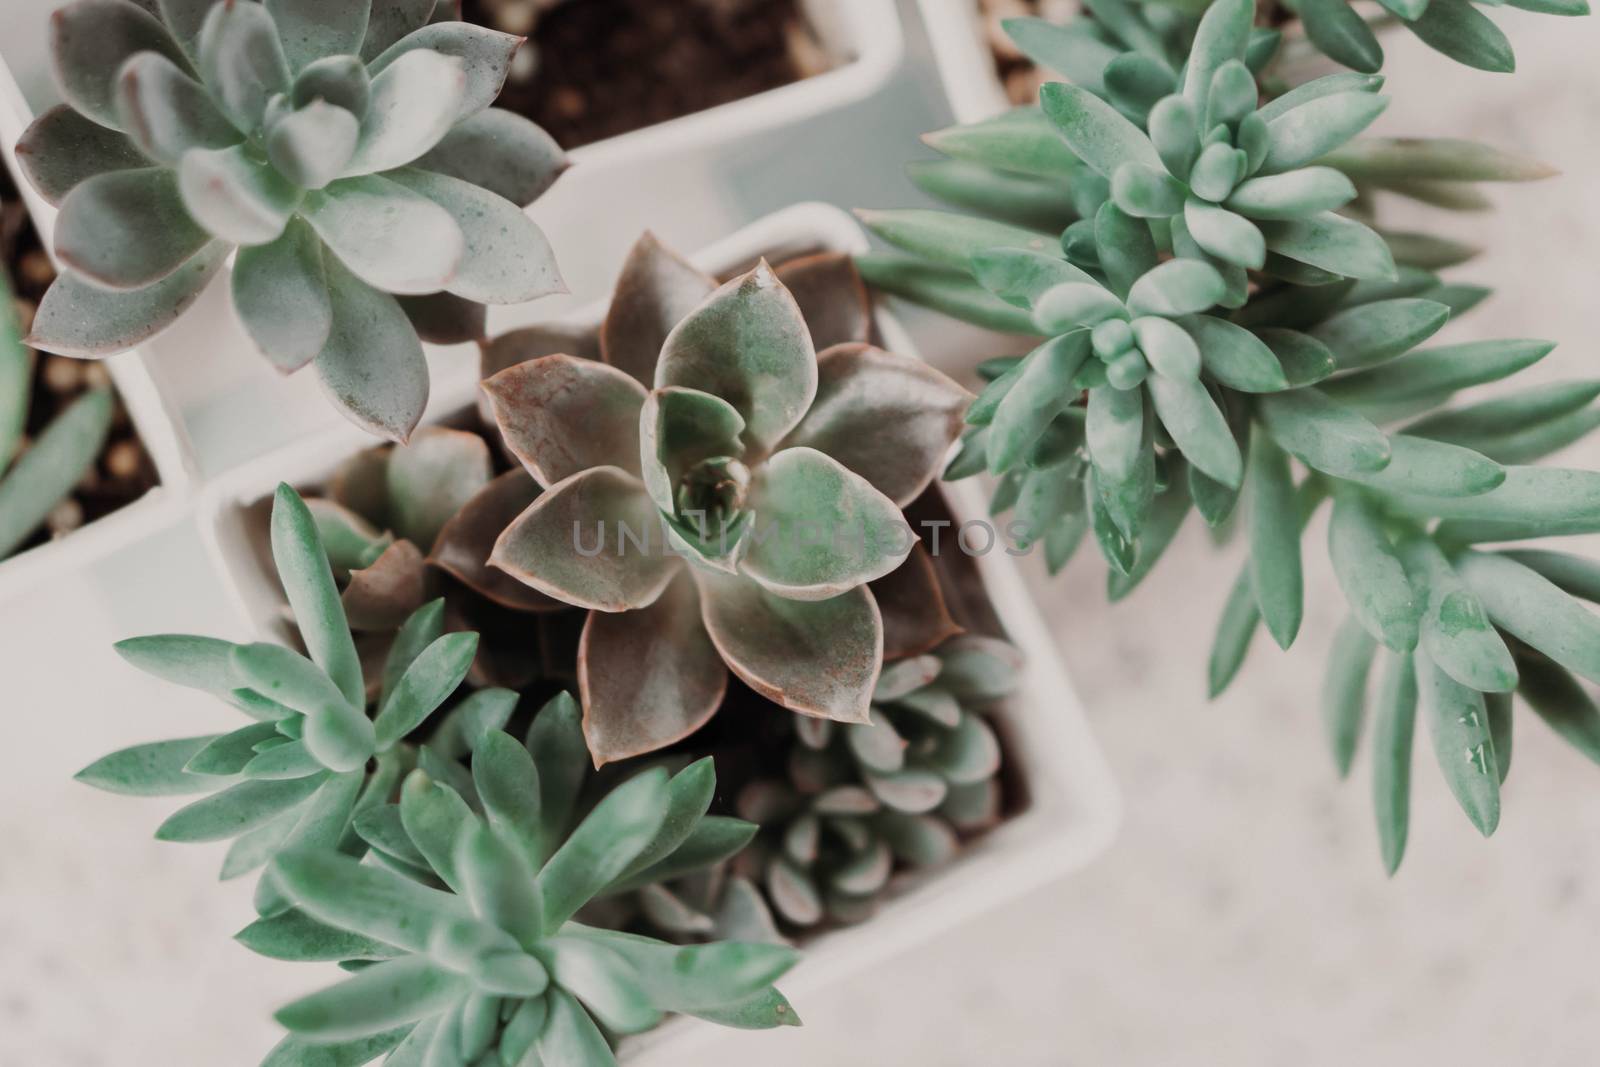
[538,767,670,929]
[1404,380,1600,447]
[1371,651,1417,874]
[987,333,1091,473]
[1261,92,1388,174]
[456,823,542,950]
[1308,299,1450,372]
[1415,468,1600,541]
[1498,550,1600,604]
[24,243,227,357]
[52,0,193,128]
[291,55,371,117]
[1318,137,1557,183]
[384,426,493,549]
[1342,436,1504,498]
[779,344,969,507]
[1131,317,1200,379]
[1417,652,1500,836]
[155,775,325,842]
[178,143,301,245]
[1257,389,1391,476]
[232,218,332,373]
[1260,212,1397,281]
[339,49,464,176]
[259,1029,412,1067]
[396,770,473,894]
[302,175,464,295]
[656,263,818,451]
[187,721,286,776]
[1407,0,1515,73]
[597,233,717,384]
[266,100,361,189]
[76,735,223,796]
[1182,200,1266,270]
[1328,491,1420,651]
[491,467,674,612]
[486,356,646,491]
[1148,373,1242,487]
[1183,315,1289,392]
[854,254,1039,336]
[1208,568,1261,697]
[414,108,568,209]
[1034,284,1127,331]
[698,571,881,724]
[1298,0,1384,73]
[372,633,477,750]
[388,168,562,304]
[1323,617,1377,777]
[970,248,1095,308]
[54,168,210,290]
[742,447,913,600]
[113,634,243,695]
[1325,339,1557,405]
[237,908,402,963]
[1247,433,1304,649]
[469,731,543,867]
[539,936,660,1035]
[362,0,439,60]
[1039,81,1163,179]
[1111,163,1186,218]
[114,50,238,163]
[1128,260,1225,318]
[15,105,150,206]
[0,384,111,558]
[271,484,365,708]
[1000,16,1118,93]
[197,0,292,133]
[921,108,1084,178]
[1454,551,1600,686]
[275,956,466,1043]
[1226,168,1357,220]
[578,571,727,767]
[1398,535,1517,692]
[1085,385,1144,487]
[371,21,520,118]
[312,258,430,443]
[536,988,616,1066]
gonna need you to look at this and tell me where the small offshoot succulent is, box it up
[479,237,971,767]
[77,484,484,907]
[295,424,570,689]
[249,711,798,1066]
[16,0,568,441]
[0,251,115,560]
[731,635,1018,929]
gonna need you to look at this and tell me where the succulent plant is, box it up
[0,253,116,560]
[1284,0,1589,75]
[478,237,971,766]
[249,709,798,1066]
[731,636,1018,929]
[281,423,579,696]
[76,484,487,907]
[16,0,568,441]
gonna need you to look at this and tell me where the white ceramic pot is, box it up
[198,201,1120,1063]
[917,0,1013,123]
[0,56,194,604]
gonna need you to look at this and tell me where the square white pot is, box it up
[198,202,1120,1063]
[566,0,905,171]
[0,57,194,604]
[917,0,1012,124]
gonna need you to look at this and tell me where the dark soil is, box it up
[1,169,157,557]
[466,0,824,150]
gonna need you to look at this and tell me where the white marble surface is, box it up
[3,2,1600,1065]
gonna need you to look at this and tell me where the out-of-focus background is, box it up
[3,1,1600,1064]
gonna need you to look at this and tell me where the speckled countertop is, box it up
[3,3,1599,1065]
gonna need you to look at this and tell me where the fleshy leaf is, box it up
[1247,432,1302,649]
[302,175,464,295]
[1327,491,1420,651]
[233,218,331,373]
[1039,81,1163,179]
[483,355,646,489]
[114,50,238,163]
[698,572,881,724]
[312,258,430,443]
[1417,651,1500,836]
[343,50,465,176]
[1399,535,1517,693]
[52,0,193,128]
[179,144,302,245]
[25,244,227,357]
[197,0,292,134]
[54,168,210,290]
[413,108,569,209]
[389,168,562,304]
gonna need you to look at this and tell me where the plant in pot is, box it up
[0,177,160,566]
[14,0,568,441]
[925,0,1589,122]
[863,0,1600,871]
[78,220,1087,1062]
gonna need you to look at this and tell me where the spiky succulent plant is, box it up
[1001,0,1587,82]
[477,237,971,767]
[16,0,567,441]
[0,256,116,560]
[732,636,1018,928]
[76,484,486,906]
[248,708,798,1066]
[858,0,1600,867]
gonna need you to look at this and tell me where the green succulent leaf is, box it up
[1260,212,1398,281]
[1371,651,1417,875]
[1256,389,1392,476]
[197,0,292,134]
[537,767,670,931]
[270,485,365,708]
[1247,432,1304,649]
[1417,651,1500,836]
[1323,617,1377,777]
[1298,0,1384,73]
[1515,654,1600,769]
[0,386,114,559]
[1399,535,1517,692]
[76,735,223,796]
[1327,491,1420,651]
[1260,92,1388,174]
[1455,551,1600,686]
[1407,0,1516,73]
[1039,81,1164,179]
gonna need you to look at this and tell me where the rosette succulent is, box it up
[250,711,799,1066]
[479,236,971,766]
[733,636,1018,929]
[77,484,484,906]
[295,425,570,689]
[16,0,567,441]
